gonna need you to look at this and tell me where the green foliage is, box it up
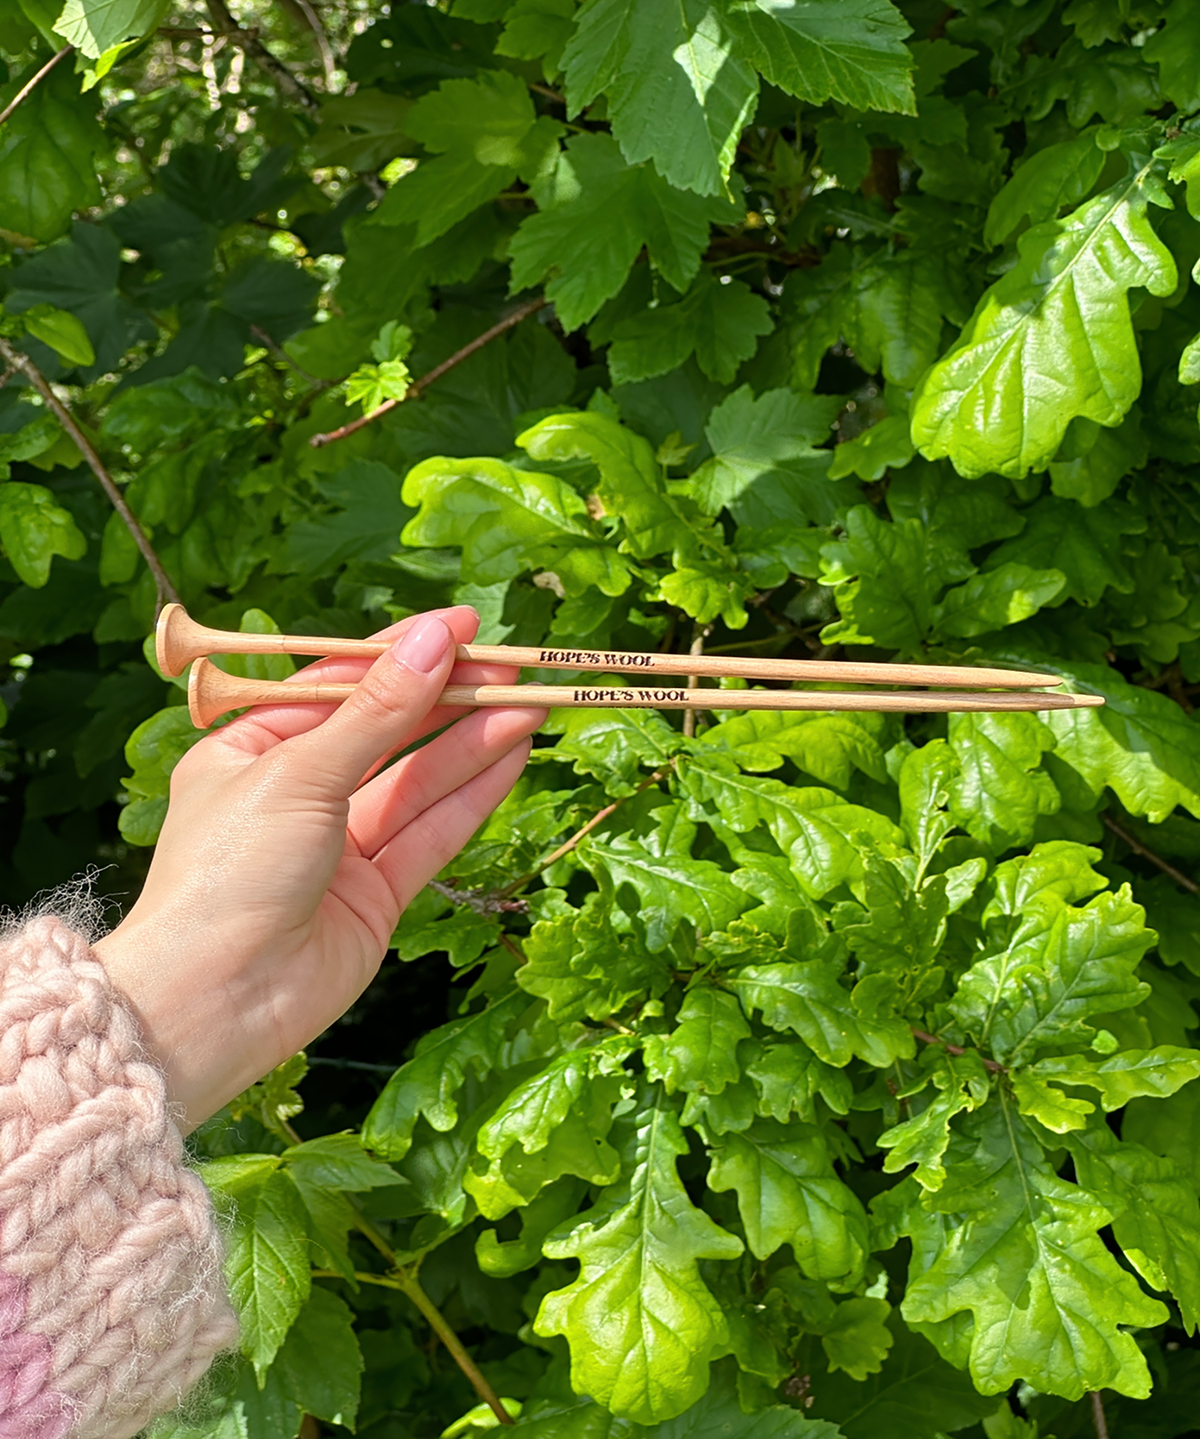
[8,1,1200,1435]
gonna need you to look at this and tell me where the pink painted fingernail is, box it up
[397,616,450,674]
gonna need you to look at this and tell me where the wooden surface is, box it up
[159,604,1063,689]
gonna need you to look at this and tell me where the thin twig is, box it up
[1091,1391,1109,1439]
[912,1028,1005,1073]
[0,338,179,612]
[426,878,528,915]
[1102,813,1199,894]
[292,0,336,88]
[500,765,673,896]
[0,45,73,127]
[309,297,549,447]
[205,0,319,111]
[249,324,323,384]
[529,82,566,104]
[398,1272,515,1425]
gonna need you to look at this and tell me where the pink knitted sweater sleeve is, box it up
[0,917,238,1439]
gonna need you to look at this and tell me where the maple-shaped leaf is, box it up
[560,0,758,196]
[361,989,529,1159]
[374,70,562,243]
[534,1087,744,1423]
[947,887,1154,1066]
[724,0,915,114]
[607,272,773,386]
[509,134,737,329]
[707,1118,868,1282]
[901,1098,1167,1399]
[912,162,1176,479]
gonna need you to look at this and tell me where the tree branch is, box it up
[911,1028,1005,1073]
[500,764,674,897]
[309,297,549,448]
[292,0,336,90]
[426,877,529,915]
[0,338,179,613]
[397,1272,515,1425]
[205,0,319,112]
[1102,813,1198,894]
[0,45,73,127]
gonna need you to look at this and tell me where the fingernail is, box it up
[397,616,450,674]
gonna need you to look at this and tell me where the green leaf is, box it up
[947,886,1154,1065]
[282,1132,408,1190]
[1143,0,1200,113]
[402,450,627,594]
[271,1286,363,1428]
[697,705,888,790]
[984,130,1104,247]
[805,1317,997,1439]
[309,88,413,172]
[344,357,411,412]
[373,70,561,244]
[0,62,103,241]
[509,133,736,329]
[203,1156,312,1375]
[983,495,1139,607]
[946,711,1060,853]
[276,460,412,580]
[0,481,87,588]
[690,385,840,522]
[817,506,936,650]
[118,705,201,846]
[21,304,96,366]
[1123,1078,1200,1192]
[608,272,773,386]
[707,1118,868,1281]
[724,0,915,114]
[643,988,750,1095]
[561,0,758,196]
[641,1358,843,1436]
[931,562,1066,640]
[52,0,168,57]
[534,1087,744,1423]
[681,755,905,899]
[877,1050,992,1191]
[898,740,958,875]
[1013,1046,1198,1132]
[912,163,1177,479]
[361,990,528,1159]
[981,841,1108,928]
[1068,1120,1200,1334]
[901,1097,1167,1399]
[727,960,915,1068]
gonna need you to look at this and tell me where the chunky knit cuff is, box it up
[0,917,238,1439]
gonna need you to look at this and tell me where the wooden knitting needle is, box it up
[187,658,1102,730]
[157,604,1061,690]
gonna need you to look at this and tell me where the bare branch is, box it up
[1102,813,1198,894]
[0,45,73,127]
[309,297,549,448]
[0,338,180,613]
[1091,1391,1109,1439]
[292,0,337,89]
[205,0,319,112]
[425,878,528,916]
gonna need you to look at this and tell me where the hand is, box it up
[94,607,546,1132]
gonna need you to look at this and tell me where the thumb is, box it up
[285,615,455,797]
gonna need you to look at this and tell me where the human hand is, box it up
[94,607,546,1132]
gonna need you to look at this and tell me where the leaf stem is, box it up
[0,44,73,127]
[1101,812,1198,894]
[1091,1390,1110,1439]
[0,338,180,613]
[309,297,548,447]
